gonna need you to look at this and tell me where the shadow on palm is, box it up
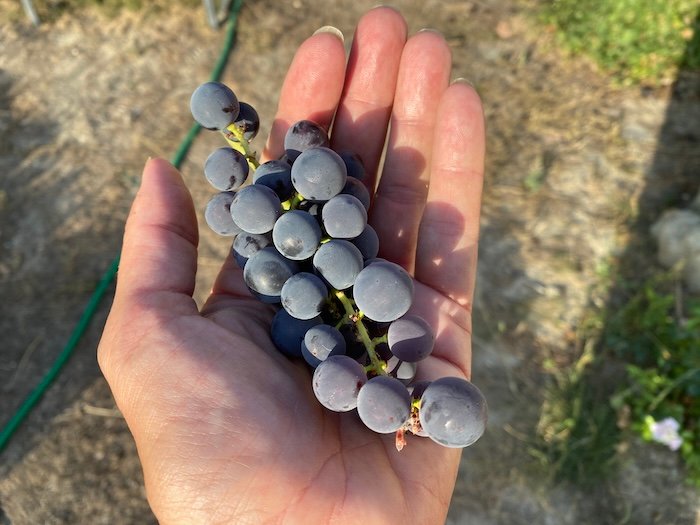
[145,180,475,521]
[144,278,464,521]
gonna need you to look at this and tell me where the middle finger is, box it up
[371,30,452,273]
[330,6,408,188]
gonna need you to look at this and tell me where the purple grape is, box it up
[271,309,322,357]
[291,147,347,202]
[253,160,294,201]
[357,375,411,433]
[272,210,322,261]
[204,192,242,236]
[353,261,414,322]
[312,355,367,412]
[243,247,298,297]
[351,225,379,260]
[419,377,488,448]
[312,240,363,290]
[341,176,371,211]
[321,194,367,239]
[387,315,435,362]
[190,81,239,130]
[233,102,260,141]
[230,184,282,234]
[284,120,330,161]
[204,147,249,191]
[339,151,365,181]
[301,325,346,368]
[232,232,271,268]
[280,272,328,320]
[392,361,417,384]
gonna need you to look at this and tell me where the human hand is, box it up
[97,6,485,524]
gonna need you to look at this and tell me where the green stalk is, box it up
[223,122,259,169]
[334,290,385,375]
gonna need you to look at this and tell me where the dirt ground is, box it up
[1,0,699,523]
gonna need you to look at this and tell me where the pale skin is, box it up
[97,6,485,525]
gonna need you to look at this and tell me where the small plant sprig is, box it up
[608,271,700,486]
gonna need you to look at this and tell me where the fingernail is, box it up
[313,25,344,43]
[371,4,401,13]
[418,28,442,35]
[452,77,475,88]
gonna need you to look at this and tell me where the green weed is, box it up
[538,270,700,487]
[607,272,700,485]
[536,325,623,485]
[542,0,700,85]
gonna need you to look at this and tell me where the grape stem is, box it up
[291,193,304,209]
[222,123,260,169]
[334,290,385,376]
[281,192,304,211]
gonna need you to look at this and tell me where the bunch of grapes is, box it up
[190,81,487,450]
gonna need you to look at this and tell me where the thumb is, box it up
[115,157,199,305]
[98,157,199,388]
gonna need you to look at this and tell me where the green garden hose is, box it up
[0,0,244,453]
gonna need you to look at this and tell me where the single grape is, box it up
[232,232,271,268]
[301,325,346,368]
[339,151,365,181]
[230,184,282,234]
[284,120,330,161]
[322,194,367,239]
[204,147,249,191]
[272,210,322,261]
[233,102,260,141]
[312,240,364,290]
[280,272,328,320]
[392,361,417,384]
[351,225,379,260]
[341,176,371,211]
[190,81,239,130]
[387,315,435,362]
[312,355,367,412]
[253,160,294,201]
[271,309,322,357]
[419,377,488,448]
[291,147,347,201]
[204,192,242,236]
[353,261,414,322]
[243,247,298,297]
[357,376,411,434]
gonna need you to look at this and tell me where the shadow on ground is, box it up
[0,63,116,465]
[538,9,700,525]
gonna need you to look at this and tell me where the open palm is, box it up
[97,7,485,524]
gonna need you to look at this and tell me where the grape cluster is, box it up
[190,81,488,450]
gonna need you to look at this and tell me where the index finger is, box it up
[261,30,347,162]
